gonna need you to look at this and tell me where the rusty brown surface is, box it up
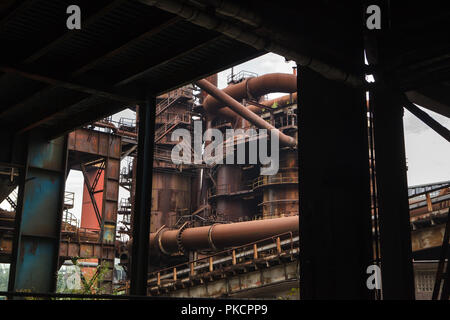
[151,215,299,255]
[196,78,296,147]
[261,150,298,218]
[411,224,446,252]
[202,73,297,118]
[68,128,121,158]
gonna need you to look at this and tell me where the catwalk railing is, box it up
[147,231,298,290]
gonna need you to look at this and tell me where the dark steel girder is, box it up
[115,34,225,86]
[22,0,126,65]
[45,98,128,140]
[0,65,142,104]
[72,16,181,77]
[2,15,181,130]
[0,0,35,32]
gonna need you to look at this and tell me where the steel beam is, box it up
[371,87,416,299]
[7,130,68,296]
[298,68,373,299]
[130,100,156,295]
[0,65,141,104]
[402,96,450,143]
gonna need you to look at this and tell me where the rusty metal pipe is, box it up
[150,215,299,255]
[195,79,297,147]
[93,121,138,138]
[260,92,298,108]
[203,73,297,116]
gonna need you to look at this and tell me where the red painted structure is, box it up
[81,169,105,230]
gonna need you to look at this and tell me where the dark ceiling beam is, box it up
[46,100,127,140]
[0,0,126,115]
[138,0,364,87]
[116,34,225,86]
[72,16,181,76]
[0,65,143,104]
[406,88,450,119]
[15,95,92,134]
[1,15,179,125]
[21,36,261,136]
[398,67,450,92]
[403,95,450,143]
[22,0,126,64]
[151,45,263,96]
[0,85,53,117]
[0,0,34,32]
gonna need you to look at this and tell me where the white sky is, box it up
[1,53,449,221]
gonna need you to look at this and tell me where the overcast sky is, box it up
[1,53,448,220]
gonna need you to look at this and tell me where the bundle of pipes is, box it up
[201,73,297,119]
[196,73,297,147]
[149,215,298,255]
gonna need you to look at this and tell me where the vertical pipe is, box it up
[130,97,155,296]
[209,257,213,272]
[276,237,281,254]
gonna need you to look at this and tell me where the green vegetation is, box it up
[57,259,111,297]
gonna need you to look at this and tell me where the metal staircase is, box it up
[154,113,191,143]
[154,117,180,143]
[155,91,183,117]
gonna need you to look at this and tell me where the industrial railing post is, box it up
[232,250,237,265]
[276,237,281,254]
[130,97,156,296]
[173,268,177,281]
[209,257,213,272]
[157,272,161,286]
[253,244,258,259]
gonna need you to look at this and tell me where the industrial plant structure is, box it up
[1,69,449,299]
[0,0,448,301]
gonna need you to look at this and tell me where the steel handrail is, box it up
[147,231,298,284]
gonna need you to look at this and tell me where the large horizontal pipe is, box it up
[138,0,363,87]
[195,79,297,147]
[150,215,299,255]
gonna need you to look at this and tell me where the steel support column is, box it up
[130,99,156,295]
[298,68,373,299]
[8,131,68,295]
[371,88,415,299]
